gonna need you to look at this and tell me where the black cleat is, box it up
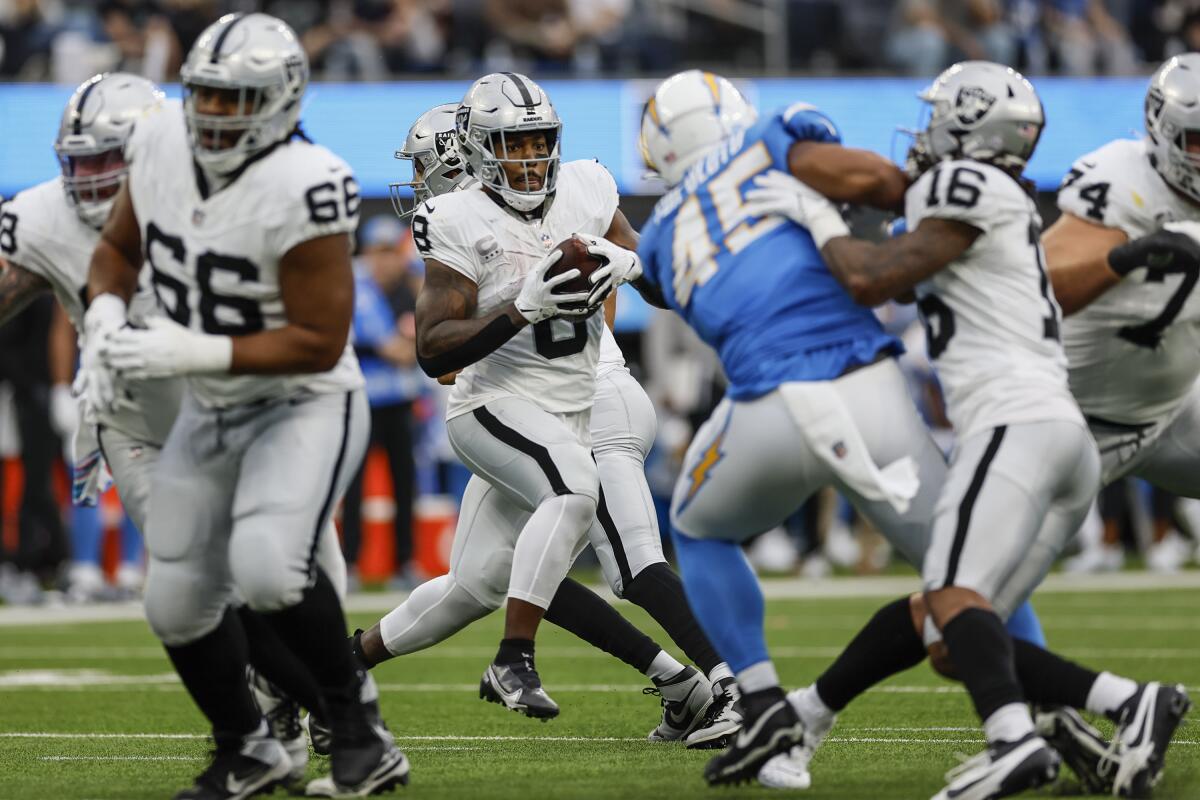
[1112,682,1192,798]
[173,724,292,800]
[480,658,559,720]
[1035,705,1115,794]
[703,689,803,786]
[931,733,1060,800]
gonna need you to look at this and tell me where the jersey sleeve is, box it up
[1056,141,1147,236]
[0,188,57,281]
[779,103,842,145]
[269,147,362,257]
[409,199,480,282]
[568,159,620,236]
[636,216,662,290]
[905,160,1017,235]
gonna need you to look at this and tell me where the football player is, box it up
[770,62,1190,800]
[349,102,740,746]
[394,72,713,722]
[634,69,954,785]
[80,14,407,799]
[1043,54,1200,536]
[0,71,347,789]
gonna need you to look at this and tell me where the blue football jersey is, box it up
[638,104,901,399]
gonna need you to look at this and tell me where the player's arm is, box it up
[414,259,530,378]
[87,182,142,305]
[1041,211,1128,316]
[788,141,909,211]
[230,233,356,374]
[598,207,669,308]
[0,260,50,327]
[821,218,981,307]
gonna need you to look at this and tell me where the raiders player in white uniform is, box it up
[78,15,407,800]
[1045,55,1200,496]
[389,74,691,720]
[0,72,351,790]
[350,102,741,746]
[776,62,1189,800]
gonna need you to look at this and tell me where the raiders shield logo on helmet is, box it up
[955,85,997,126]
[434,129,460,165]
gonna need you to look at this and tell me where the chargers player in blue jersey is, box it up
[599,70,1058,788]
[623,70,950,785]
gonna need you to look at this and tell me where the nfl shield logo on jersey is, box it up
[192,208,205,226]
[540,232,555,249]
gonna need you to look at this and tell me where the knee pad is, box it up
[143,559,228,646]
[228,529,308,613]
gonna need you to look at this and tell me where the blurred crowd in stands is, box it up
[4,0,1200,82]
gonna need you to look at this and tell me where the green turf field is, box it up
[0,586,1196,799]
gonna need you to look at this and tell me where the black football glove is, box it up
[1108,224,1200,277]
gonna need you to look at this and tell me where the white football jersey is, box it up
[124,102,363,408]
[0,178,178,444]
[1057,138,1200,425]
[597,322,627,379]
[906,159,1082,439]
[414,159,620,419]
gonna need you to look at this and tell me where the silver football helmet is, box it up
[180,12,308,176]
[456,72,561,213]
[389,103,471,219]
[54,73,164,228]
[905,61,1044,177]
[1146,54,1200,205]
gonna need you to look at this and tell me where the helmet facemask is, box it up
[183,80,290,175]
[389,132,468,219]
[464,124,561,214]
[54,145,128,228]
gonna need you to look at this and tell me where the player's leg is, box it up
[588,371,735,744]
[447,396,599,719]
[227,390,407,794]
[671,391,828,784]
[1129,388,1200,498]
[140,398,291,799]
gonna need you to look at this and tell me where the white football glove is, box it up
[49,383,79,440]
[102,316,233,380]
[514,249,592,324]
[579,234,643,286]
[72,293,130,421]
[742,170,850,249]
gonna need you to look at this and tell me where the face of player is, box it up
[192,85,257,151]
[491,130,549,192]
[68,149,126,201]
[1185,130,1200,157]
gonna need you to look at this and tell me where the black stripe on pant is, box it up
[305,392,353,574]
[472,406,573,496]
[943,425,1007,586]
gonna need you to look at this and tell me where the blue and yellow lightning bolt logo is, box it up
[678,411,733,513]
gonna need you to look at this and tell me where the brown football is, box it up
[546,235,607,308]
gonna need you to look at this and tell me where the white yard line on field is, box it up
[2,571,1197,626]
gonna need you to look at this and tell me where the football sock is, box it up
[941,608,1026,734]
[983,702,1036,744]
[624,562,724,675]
[544,576,663,674]
[259,568,359,706]
[814,596,927,712]
[1086,671,1139,720]
[669,528,767,673]
[1004,600,1047,647]
[1011,638,1097,709]
[795,684,836,728]
[496,638,535,665]
[648,651,688,683]
[164,607,260,738]
[737,660,780,694]
[707,662,734,688]
[378,574,491,657]
[237,604,324,714]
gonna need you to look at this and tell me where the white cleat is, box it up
[645,666,712,742]
[684,677,743,749]
[931,733,1059,800]
[758,686,835,790]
